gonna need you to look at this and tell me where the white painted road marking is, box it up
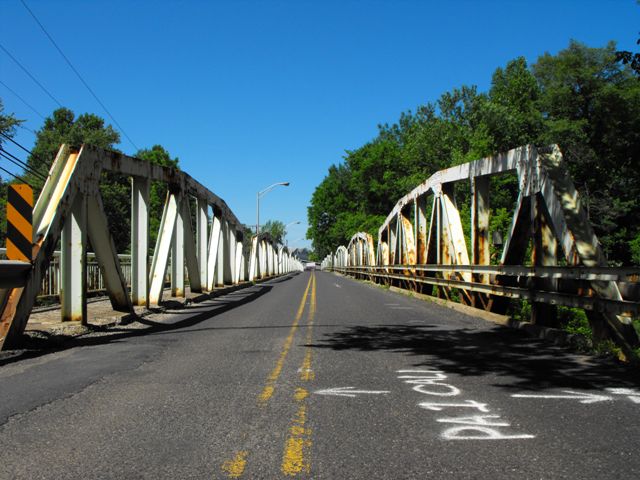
[314,387,390,398]
[390,306,413,310]
[334,283,342,288]
[398,369,534,440]
[511,391,612,404]
[606,388,640,403]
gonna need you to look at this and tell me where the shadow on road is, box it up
[0,283,275,366]
[309,324,640,390]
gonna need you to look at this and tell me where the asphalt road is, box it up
[1,270,639,479]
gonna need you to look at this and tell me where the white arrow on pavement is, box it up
[512,390,612,404]
[314,387,390,398]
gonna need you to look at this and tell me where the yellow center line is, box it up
[299,273,316,381]
[221,451,248,478]
[221,273,314,478]
[258,274,314,404]
[282,272,316,476]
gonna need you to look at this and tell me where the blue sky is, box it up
[1,0,639,249]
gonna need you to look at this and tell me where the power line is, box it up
[0,147,47,181]
[0,131,50,171]
[0,163,32,187]
[18,124,37,135]
[0,79,46,120]
[21,0,139,152]
[0,131,34,157]
[0,42,63,108]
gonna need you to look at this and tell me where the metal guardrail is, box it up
[329,265,640,316]
[1,248,132,297]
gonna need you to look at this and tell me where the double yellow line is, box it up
[221,273,317,478]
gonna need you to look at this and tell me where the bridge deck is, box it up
[1,270,639,479]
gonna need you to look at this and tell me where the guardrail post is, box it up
[131,177,149,306]
[60,194,87,322]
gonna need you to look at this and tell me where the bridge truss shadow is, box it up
[309,324,640,391]
[0,282,278,366]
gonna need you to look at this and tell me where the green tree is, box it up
[261,219,286,244]
[26,107,120,190]
[533,40,640,263]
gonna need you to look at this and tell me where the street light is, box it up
[285,221,301,246]
[256,182,290,237]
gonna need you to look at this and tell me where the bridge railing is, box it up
[322,144,640,360]
[0,144,302,350]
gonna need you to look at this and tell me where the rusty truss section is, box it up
[0,145,302,350]
[322,145,640,359]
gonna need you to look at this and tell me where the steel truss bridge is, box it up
[322,145,640,359]
[0,144,303,350]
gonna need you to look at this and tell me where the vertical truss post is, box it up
[416,196,428,264]
[389,221,397,265]
[216,219,227,287]
[249,236,258,282]
[197,199,208,291]
[241,249,247,281]
[206,215,222,290]
[171,196,185,297]
[471,176,490,307]
[425,195,438,265]
[60,194,87,322]
[532,193,558,326]
[260,241,266,278]
[225,224,235,284]
[131,177,149,306]
[435,194,443,267]
[182,199,201,293]
[149,193,179,305]
[87,194,132,312]
[234,240,243,284]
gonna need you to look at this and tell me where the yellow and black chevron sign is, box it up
[6,184,33,262]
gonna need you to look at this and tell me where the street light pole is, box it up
[284,220,300,247]
[256,182,290,238]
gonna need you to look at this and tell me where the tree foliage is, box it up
[308,41,640,266]
[261,219,286,244]
[26,107,120,191]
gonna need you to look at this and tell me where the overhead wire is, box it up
[0,131,35,157]
[20,0,140,152]
[0,79,46,120]
[0,131,51,171]
[0,162,32,187]
[0,42,63,108]
[0,147,47,181]
[18,124,37,135]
